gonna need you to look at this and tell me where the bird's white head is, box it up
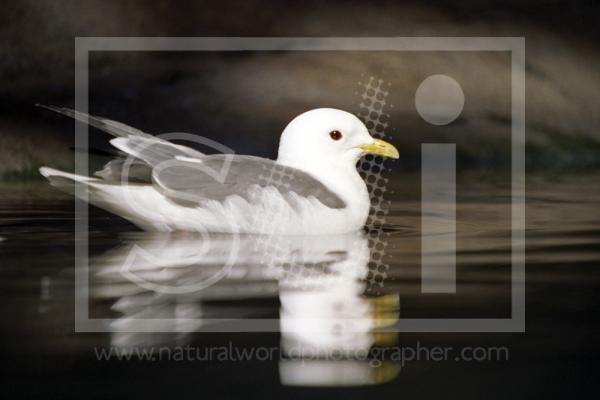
[276,108,399,173]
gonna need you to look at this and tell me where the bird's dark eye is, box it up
[329,130,343,141]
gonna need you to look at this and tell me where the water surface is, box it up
[0,173,598,397]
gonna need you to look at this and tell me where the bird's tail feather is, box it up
[39,167,169,231]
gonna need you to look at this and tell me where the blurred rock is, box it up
[1,0,600,178]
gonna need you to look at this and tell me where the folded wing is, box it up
[39,106,204,182]
[152,155,346,209]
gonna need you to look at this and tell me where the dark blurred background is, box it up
[1,0,600,179]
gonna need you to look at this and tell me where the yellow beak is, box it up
[358,138,399,159]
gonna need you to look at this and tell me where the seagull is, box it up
[39,107,398,234]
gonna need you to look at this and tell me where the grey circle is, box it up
[415,74,465,125]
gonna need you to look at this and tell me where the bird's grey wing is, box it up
[94,158,153,182]
[38,105,205,163]
[37,105,153,138]
[110,136,205,167]
[96,137,206,182]
[39,105,206,182]
[98,137,206,182]
[152,155,346,209]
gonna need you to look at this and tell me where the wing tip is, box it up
[36,104,63,113]
[109,137,130,153]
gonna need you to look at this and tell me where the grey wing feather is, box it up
[110,136,205,167]
[152,155,346,209]
[94,159,153,182]
[37,105,152,138]
[39,105,206,182]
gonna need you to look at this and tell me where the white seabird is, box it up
[39,107,398,234]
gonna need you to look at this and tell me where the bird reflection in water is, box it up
[90,232,400,386]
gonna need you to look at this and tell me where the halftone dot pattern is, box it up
[250,77,394,291]
[252,164,291,269]
[251,164,337,289]
[356,76,392,292]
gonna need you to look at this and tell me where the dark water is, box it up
[0,173,599,398]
